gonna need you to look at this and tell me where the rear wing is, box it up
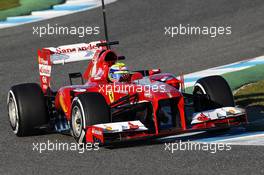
[37,41,105,94]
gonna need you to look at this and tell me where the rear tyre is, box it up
[7,83,48,136]
[193,75,235,112]
[70,93,110,144]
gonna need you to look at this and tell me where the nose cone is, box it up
[135,77,182,100]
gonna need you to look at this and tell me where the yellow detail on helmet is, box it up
[108,62,129,82]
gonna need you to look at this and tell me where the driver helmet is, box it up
[108,62,129,82]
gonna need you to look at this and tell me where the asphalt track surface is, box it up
[0,0,264,174]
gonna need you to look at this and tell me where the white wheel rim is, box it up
[7,91,19,134]
[71,106,83,137]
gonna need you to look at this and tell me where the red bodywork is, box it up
[37,42,247,144]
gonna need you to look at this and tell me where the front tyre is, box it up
[70,93,110,144]
[193,75,235,112]
[7,83,48,136]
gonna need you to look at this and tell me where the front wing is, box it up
[85,107,247,144]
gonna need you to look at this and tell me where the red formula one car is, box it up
[7,0,247,145]
[7,40,247,145]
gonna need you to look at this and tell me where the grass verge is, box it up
[234,80,264,107]
[223,64,264,91]
[0,0,20,10]
[0,0,65,21]
[234,80,264,124]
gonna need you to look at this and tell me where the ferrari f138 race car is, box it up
[7,0,247,145]
[7,40,247,145]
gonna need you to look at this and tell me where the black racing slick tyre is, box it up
[70,93,110,144]
[193,75,235,112]
[7,83,48,136]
